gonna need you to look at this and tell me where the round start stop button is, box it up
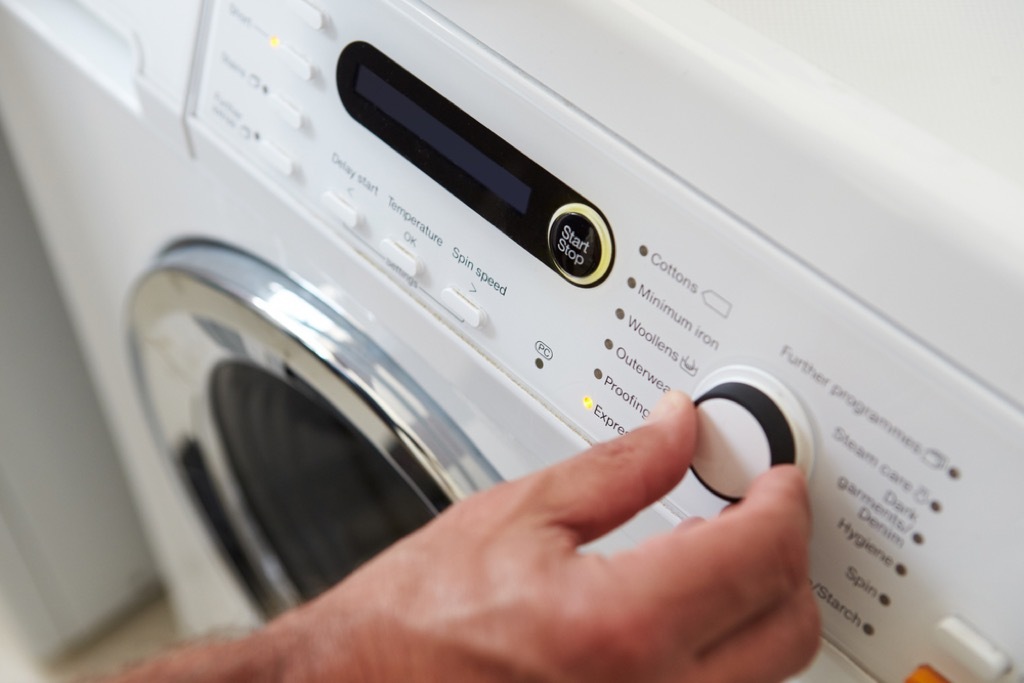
[547,203,614,287]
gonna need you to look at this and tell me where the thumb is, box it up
[526,391,697,544]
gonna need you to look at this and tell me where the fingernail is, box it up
[648,391,686,423]
[675,515,706,531]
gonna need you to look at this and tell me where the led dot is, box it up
[627,277,637,289]
[639,245,649,256]
[604,339,614,350]
[594,369,603,380]
[270,35,282,48]
[535,359,544,369]
[879,594,891,607]
[615,308,625,320]
[583,396,594,410]
[863,624,875,636]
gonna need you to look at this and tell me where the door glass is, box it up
[209,361,439,600]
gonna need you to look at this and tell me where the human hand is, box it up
[269,391,820,683]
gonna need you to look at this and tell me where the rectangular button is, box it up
[269,93,303,129]
[288,0,325,30]
[257,139,295,176]
[322,191,360,228]
[935,616,1011,681]
[441,288,486,328]
[279,44,314,81]
[380,239,421,277]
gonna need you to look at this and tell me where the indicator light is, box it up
[269,35,282,49]
[905,665,949,683]
[583,396,594,411]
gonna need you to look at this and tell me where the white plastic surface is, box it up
[703,0,1024,188]
[789,639,879,683]
[935,616,1012,682]
[0,114,156,657]
[0,3,264,636]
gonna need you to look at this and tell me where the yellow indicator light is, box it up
[583,396,594,411]
[269,35,282,49]
[905,665,950,683]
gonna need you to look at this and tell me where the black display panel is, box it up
[337,41,613,286]
[353,66,532,214]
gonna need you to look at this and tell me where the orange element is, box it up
[905,665,950,683]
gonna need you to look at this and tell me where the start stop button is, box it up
[547,203,614,287]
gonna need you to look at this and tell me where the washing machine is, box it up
[1,1,1022,682]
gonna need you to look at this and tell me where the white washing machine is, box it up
[0,98,157,660]
[1,1,1022,682]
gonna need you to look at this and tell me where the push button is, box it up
[257,139,296,177]
[278,44,315,81]
[321,191,360,228]
[935,616,1011,681]
[269,93,303,129]
[380,239,421,277]
[441,288,486,328]
[547,203,613,287]
[287,0,325,30]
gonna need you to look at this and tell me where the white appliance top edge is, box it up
[701,0,1024,190]
[412,0,1024,411]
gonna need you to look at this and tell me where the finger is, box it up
[695,583,821,683]
[523,391,697,544]
[674,516,705,532]
[719,464,812,539]
[613,466,812,652]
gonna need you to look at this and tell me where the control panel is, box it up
[191,1,1024,681]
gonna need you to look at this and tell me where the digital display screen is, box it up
[354,65,532,214]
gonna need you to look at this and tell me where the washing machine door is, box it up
[130,242,498,616]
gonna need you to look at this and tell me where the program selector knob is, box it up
[692,367,814,501]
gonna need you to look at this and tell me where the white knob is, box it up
[692,367,813,501]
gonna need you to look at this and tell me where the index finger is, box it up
[518,391,698,545]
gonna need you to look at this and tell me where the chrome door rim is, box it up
[130,241,497,615]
